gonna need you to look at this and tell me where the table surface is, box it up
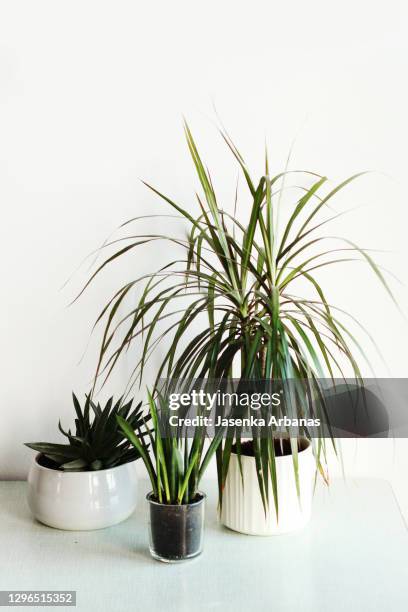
[0,479,407,612]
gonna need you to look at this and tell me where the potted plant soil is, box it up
[81,122,395,535]
[117,392,222,562]
[25,393,147,530]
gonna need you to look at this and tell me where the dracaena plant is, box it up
[26,393,147,471]
[79,122,395,511]
[117,391,223,504]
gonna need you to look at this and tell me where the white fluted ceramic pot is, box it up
[27,454,139,530]
[221,438,315,535]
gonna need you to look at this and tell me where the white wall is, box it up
[1,0,407,515]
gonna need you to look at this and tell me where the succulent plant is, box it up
[25,393,148,471]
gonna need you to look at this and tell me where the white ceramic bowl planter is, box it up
[27,454,139,530]
[221,438,315,535]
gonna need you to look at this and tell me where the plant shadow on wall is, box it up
[78,121,397,543]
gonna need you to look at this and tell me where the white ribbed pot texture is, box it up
[221,438,315,535]
[27,454,139,530]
